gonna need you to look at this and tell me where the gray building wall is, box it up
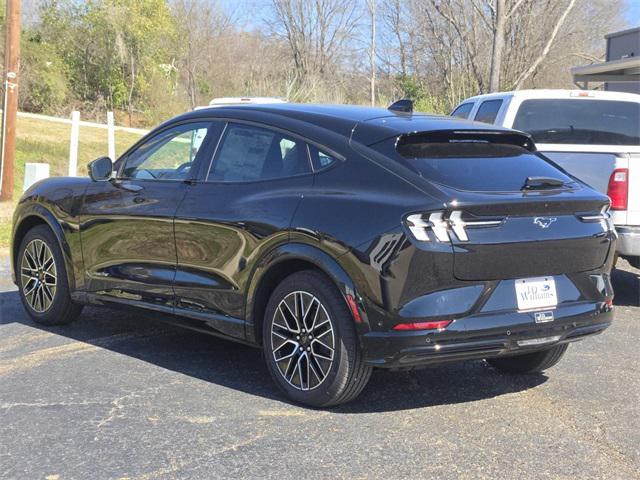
[605,27,640,94]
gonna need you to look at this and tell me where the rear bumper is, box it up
[616,225,640,257]
[362,302,612,368]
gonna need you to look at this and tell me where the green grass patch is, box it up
[0,217,11,249]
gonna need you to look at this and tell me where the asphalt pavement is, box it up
[0,253,638,480]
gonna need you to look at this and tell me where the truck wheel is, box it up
[263,270,372,407]
[628,256,640,270]
[486,344,568,374]
[17,225,83,325]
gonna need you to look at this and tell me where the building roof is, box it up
[605,26,640,39]
[571,56,640,85]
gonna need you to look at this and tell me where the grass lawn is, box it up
[0,116,145,248]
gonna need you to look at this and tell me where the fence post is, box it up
[107,111,116,161]
[68,110,80,177]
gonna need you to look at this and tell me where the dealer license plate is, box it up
[515,276,557,311]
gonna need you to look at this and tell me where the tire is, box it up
[262,270,372,407]
[628,256,640,270]
[17,225,83,325]
[486,344,568,374]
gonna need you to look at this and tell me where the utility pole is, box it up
[0,0,21,201]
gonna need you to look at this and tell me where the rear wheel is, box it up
[17,225,83,325]
[262,270,372,407]
[486,344,568,374]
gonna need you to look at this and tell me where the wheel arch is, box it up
[11,206,78,291]
[246,243,367,345]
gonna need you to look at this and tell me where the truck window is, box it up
[451,102,474,119]
[513,99,640,145]
[474,100,503,124]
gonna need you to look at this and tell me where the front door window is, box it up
[121,123,213,181]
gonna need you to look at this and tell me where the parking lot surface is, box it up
[1,253,639,480]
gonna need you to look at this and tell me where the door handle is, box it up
[113,180,144,192]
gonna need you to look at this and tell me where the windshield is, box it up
[513,99,640,146]
[395,141,575,192]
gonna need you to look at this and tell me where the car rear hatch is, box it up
[394,130,614,281]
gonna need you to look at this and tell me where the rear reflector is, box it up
[607,168,628,210]
[393,320,452,331]
[345,294,363,323]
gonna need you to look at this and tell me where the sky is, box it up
[625,0,640,26]
[18,0,640,33]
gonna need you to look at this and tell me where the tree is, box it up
[378,0,625,110]
[19,35,69,114]
[38,0,177,124]
[14,0,630,121]
[171,0,235,109]
[269,0,361,101]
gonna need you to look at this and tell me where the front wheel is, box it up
[486,344,568,374]
[17,225,83,325]
[263,270,372,407]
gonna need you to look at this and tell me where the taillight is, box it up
[392,320,452,331]
[405,211,503,243]
[607,168,628,210]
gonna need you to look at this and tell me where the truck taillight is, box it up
[607,168,628,210]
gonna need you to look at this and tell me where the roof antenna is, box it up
[388,99,413,113]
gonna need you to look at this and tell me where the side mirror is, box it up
[88,156,113,181]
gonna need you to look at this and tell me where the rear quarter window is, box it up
[474,100,503,124]
[512,99,640,145]
[451,102,474,119]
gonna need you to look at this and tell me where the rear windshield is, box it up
[513,99,640,145]
[396,140,574,192]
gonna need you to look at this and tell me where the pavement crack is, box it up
[0,400,107,411]
[209,432,266,456]
[95,391,141,428]
[94,379,182,429]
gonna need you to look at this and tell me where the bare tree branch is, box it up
[512,0,577,89]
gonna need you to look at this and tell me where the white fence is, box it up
[16,111,148,135]
[14,110,149,177]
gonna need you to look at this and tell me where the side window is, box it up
[474,100,503,124]
[451,102,474,119]
[121,122,213,181]
[207,124,311,182]
[308,145,338,170]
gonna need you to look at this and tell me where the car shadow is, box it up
[612,264,640,307]
[0,289,547,413]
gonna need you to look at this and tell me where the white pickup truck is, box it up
[452,89,640,268]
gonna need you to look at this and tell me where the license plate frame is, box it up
[515,276,558,312]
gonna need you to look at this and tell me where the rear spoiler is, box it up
[396,129,536,152]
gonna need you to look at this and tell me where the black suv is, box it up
[11,103,615,407]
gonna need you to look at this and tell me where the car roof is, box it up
[461,89,640,103]
[176,103,517,145]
